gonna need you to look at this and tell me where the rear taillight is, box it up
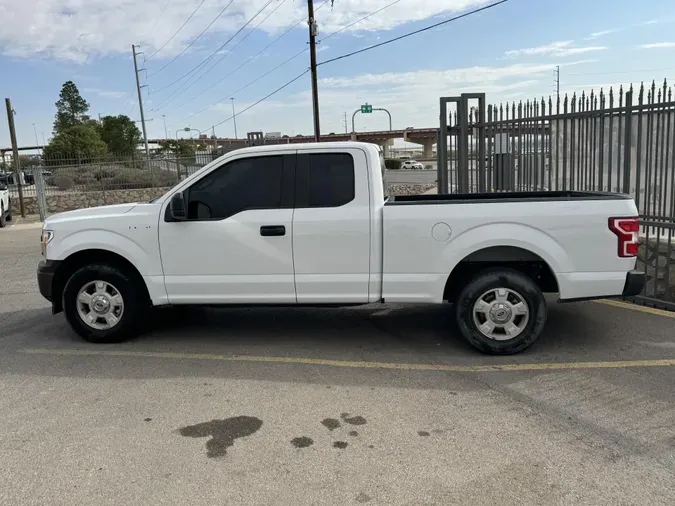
[609,217,639,257]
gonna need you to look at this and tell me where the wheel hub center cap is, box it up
[92,295,111,314]
[490,303,512,323]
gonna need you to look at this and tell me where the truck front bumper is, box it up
[37,260,60,303]
[622,270,646,297]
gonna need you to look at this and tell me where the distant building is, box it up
[265,132,282,139]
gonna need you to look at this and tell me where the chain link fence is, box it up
[6,151,218,199]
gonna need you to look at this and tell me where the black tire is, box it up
[0,203,6,228]
[455,268,547,355]
[5,199,11,221]
[62,263,144,343]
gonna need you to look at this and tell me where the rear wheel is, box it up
[455,268,547,355]
[0,203,6,228]
[5,199,11,221]
[62,264,144,343]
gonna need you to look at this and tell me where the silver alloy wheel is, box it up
[76,280,124,330]
[472,287,529,341]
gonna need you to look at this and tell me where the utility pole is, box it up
[230,98,238,139]
[162,115,168,139]
[307,0,321,141]
[132,45,151,169]
[342,112,348,134]
[554,65,560,100]
[5,98,25,217]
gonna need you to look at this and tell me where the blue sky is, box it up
[1,0,674,150]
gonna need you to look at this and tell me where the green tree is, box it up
[43,124,108,163]
[53,81,90,134]
[98,115,142,154]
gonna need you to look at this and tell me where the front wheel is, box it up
[0,203,6,228]
[62,264,143,343]
[455,268,547,355]
[5,199,11,221]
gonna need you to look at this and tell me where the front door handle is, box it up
[260,225,286,237]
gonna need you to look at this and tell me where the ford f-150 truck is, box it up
[37,142,645,354]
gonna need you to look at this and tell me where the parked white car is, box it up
[0,182,11,227]
[401,160,425,170]
[37,142,644,354]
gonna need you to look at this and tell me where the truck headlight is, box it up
[41,229,54,256]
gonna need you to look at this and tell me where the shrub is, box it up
[384,158,402,170]
[53,174,75,190]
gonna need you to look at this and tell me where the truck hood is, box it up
[45,203,138,225]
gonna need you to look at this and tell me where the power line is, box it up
[153,0,290,110]
[182,48,307,121]
[319,0,403,42]
[148,0,236,78]
[175,0,329,113]
[318,0,510,67]
[200,70,310,131]
[182,0,404,121]
[146,0,207,62]
[150,0,277,97]
[152,0,173,30]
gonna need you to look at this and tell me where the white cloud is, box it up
[504,41,607,59]
[83,88,128,99]
[638,42,675,49]
[0,0,492,62]
[587,29,620,39]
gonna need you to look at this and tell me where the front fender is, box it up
[51,229,153,276]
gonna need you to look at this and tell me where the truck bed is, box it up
[385,191,632,205]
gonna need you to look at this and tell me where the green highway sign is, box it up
[361,104,373,114]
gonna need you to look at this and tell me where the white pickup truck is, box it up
[0,181,12,227]
[37,142,644,354]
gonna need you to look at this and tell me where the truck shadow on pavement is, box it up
[3,298,656,366]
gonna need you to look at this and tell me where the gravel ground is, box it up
[387,183,436,195]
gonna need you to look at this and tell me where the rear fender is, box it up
[436,223,570,300]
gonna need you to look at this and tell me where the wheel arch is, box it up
[52,249,150,313]
[443,245,560,303]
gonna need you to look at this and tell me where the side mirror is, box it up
[169,192,186,221]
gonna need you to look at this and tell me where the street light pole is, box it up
[230,98,238,139]
[32,123,41,154]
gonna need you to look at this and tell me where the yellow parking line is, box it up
[21,348,675,373]
[596,299,675,318]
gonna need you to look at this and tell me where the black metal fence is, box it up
[439,81,675,308]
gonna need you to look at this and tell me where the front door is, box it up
[158,153,297,304]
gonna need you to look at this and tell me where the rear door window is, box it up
[307,153,355,208]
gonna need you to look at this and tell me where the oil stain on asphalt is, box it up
[341,413,367,425]
[321,418,341,431]
[291,436,314,448]
[179,416,263,458]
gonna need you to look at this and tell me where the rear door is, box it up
[292,148,372,303]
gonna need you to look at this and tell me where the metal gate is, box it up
[438,83,675,309]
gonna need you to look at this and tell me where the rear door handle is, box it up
[260,225,286,237]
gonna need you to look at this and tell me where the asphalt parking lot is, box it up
[2,225,675,505]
